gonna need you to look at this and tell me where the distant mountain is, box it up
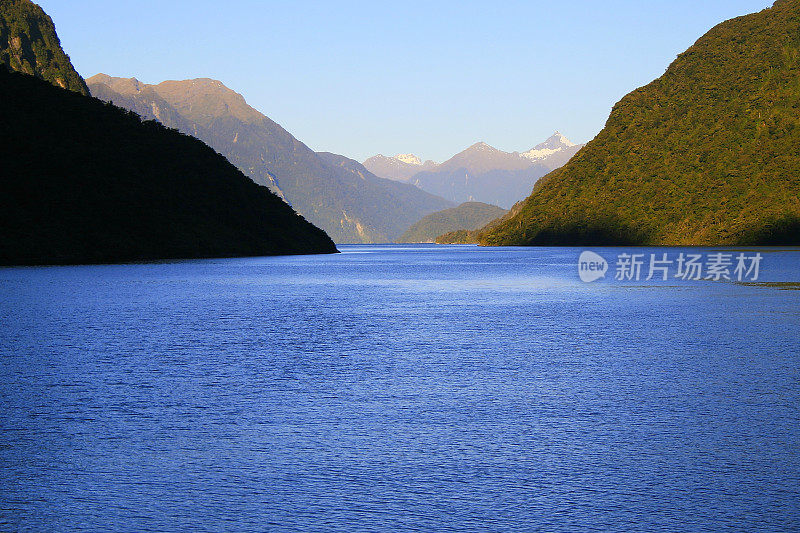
[399,202,507,243]
[365,133,584,209]
[317,152,457,241]
[521,132,585,170]
[0,0,88,94]
[480,0,800,246]
[363,153,438,182]
[408,142,550,209]
[88,75,453,243]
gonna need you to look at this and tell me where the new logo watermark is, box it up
[578,251,762,283]
[578,251,609,282]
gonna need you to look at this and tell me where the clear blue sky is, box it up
[39,0,774,162]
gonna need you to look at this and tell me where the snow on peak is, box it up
[521,132,578,161]
[395,153,423,166]
[536,132,576,150]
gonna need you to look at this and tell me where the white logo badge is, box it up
[578,251,608,283]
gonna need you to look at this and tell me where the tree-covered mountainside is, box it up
[87,75,454,243]
[399,202,507,243]
[481,0,800,246]
[0,68,337,265]
[0,0,88,94]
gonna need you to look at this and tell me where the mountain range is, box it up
[87,75,454,243]
[0,0,335,265]
[476,0,800,246]
[363,133,585,209]
[7,0,796,254]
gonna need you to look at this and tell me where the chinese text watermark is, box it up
[578,251,762,283]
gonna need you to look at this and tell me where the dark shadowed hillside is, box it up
[0,68,337,265]
[481,0,800,246]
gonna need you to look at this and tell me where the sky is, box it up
[38,0,774,162]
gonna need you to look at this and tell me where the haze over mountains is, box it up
[477,0,800,246]
[88,75,453,244]
[399,202,508,243]
[363,133,585,209]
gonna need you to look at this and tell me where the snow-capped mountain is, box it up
[521,132,584,169]
[364,132,585,207]
[408,142,549,209]
[363,153,437,182]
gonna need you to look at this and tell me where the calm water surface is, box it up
[1,245,799,532]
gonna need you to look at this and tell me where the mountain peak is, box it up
[520,131,583,165]
[156,77,237,97]
[395,153,422,166]
[362,153,439,182]
[149,78,265,126]
[435,142,532,178]
[533,132,576,151]
[87,74,146,96]
[86,73,113,85]
[465,141,499,153]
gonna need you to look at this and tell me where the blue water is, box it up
[1,245,799,532]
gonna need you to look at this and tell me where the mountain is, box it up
[0,67,336,265]
[88,75,453,243]
[0,0,88,95]
[480,0,800,246]
[399,202,508,243]
[521,132,585,170]
[363,153,438,182]
[408,142,550,209]
[365,133,584,209]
